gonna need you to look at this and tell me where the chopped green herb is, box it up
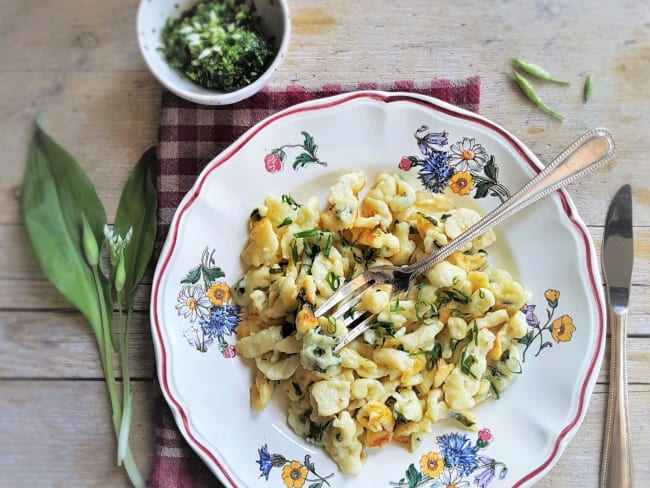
[278,217,293,228]
[448,411,477,429]
[303,238,314,257]
[412,342,442,371]
[306,419,333,443]
[323,233,333,258]
[282,193,302,209]
[393,411,409,424]
[250,208,262,221]
[293,229,319,238]
[437,288,470,305]
[345,267,356,283]
[325,271,341,291]
[473,320,479,346]
[325,316,337,334]
[371,320,395,336]
[390,298,405,312]
[290,239,299,265]
[417,211,438,226]
[460,349,478,379]
[343,305,357,320]
[487,375,501,399]
[159,0,275,92]
[505,355,523,374]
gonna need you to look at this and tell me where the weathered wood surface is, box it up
[0,0,648,486]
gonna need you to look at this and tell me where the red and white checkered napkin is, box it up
[149,77,481,488]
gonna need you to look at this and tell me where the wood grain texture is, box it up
[0,0,648,486]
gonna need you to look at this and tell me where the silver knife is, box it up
[600,184,634,487]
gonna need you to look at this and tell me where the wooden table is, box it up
[1,0,648,486]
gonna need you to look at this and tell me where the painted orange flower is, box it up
[544,289,560,304]
[206,282,231,306]
[281,460,308,488]
[419,451,444,478]
[448,172,474,196]
[551,314,575,343]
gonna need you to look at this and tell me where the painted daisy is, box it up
[175,284,211,322]
[430,468,471,488]
[449,138,489,172]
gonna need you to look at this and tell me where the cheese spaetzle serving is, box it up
[233,171,530,474]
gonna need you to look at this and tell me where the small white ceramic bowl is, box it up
[137,0,290,105]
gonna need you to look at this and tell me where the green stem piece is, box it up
[511,57,570,84]
[584,73,594,102]
[512,70,564,121]
[118,306,134,464]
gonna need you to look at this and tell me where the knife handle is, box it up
[601,309,633,487]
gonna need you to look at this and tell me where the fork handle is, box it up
[601,309,633,487]
[407,128,616,279]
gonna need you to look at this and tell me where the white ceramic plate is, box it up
[151,92,605,488]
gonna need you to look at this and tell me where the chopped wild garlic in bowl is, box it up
[160,0,275,92]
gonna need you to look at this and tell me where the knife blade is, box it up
[600,184,634,488]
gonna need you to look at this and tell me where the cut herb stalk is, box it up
[584,73,594,102]
[512,70,564,120]
[511,57,570,84]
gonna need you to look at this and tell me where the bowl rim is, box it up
[137,0,292,105]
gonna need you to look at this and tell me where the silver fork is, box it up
[314,128,616,351]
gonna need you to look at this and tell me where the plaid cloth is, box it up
[149,78,481,488]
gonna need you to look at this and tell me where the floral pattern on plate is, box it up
[257,444,334,488]
[264,131,327,173]
[389,428,507,488]
[175,247,240,356]
[520,289,575,360]
[398,126,511,202]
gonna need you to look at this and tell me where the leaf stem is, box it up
[92,267,144,487]
[92,266,121,424]
[117,306,134,464]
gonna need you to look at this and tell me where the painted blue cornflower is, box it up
[437,432,479,476]
[417,151,454,193]
[256,444,273,480]
[200,303,240,342]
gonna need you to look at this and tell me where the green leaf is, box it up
[114,147,158,308]
[483,156,498,181]
[406,463,422,488]
[518,330,535,346]
[304,454,316,472]
[302,131,316,155]
[203,265,225,283]
[474,181,493,199]
[181,265,202,285]
[21,117,107,335]
[293,152,316,169]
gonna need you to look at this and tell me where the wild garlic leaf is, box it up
[113,147,157,308]
[21,117,107,334]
